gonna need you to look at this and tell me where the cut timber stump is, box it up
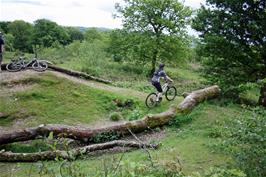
[0,85,220,145]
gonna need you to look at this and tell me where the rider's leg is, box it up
[152,82,163,102]
[0,53,2,72]
[157,92,163,101]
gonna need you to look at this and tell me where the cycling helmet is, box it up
[159,63,165,69]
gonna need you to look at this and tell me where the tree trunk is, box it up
[150,47,159,76]
[1,63,111,84]
[48,65,111,84]
[0,85,220,145]
[258,83,266,107]
[0,140,159,162]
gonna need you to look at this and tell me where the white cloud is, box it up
[0,0,204,29]
[1,0,124,28]
[184,0,205,9]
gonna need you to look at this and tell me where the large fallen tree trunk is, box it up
[0,140,159,162]
[0,63,111,84]
[0,85,220,145]
[48,65,112,84]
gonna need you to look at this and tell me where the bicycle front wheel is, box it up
[6,62,23,72]
[165,86,177,101]
[145,93,158,108]
[32,60,48,72]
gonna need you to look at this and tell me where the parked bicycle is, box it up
[6,57,48,72]
[145,81,177,108]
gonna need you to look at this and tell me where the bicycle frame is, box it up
[162,83,169,94]
[154,82,170,101]
[14,57,37,68]
[145,81,176,108]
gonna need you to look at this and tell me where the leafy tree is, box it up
[65,27,84,42]
[7,20,33,52]
[33,19,70,48]
[0,21,11,34]
[224,107,266,177]
[108,29,154,63]
[109,29,188,68]
[193,0,266,105]
[84,28,102,42]
[3,33,15,52]
[115,0,192,73]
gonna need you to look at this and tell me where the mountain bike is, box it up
[145,81,177,108]
[6,57,48,72]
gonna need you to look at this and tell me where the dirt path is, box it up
[0,70,147,99]
[46,70,147,100]
[0,70,148,132]
[0,70,38,83]
[0,70,40,95]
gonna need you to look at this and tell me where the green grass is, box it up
[0,100,246,176]
[1,34,262,177]
[0,73,137,127]
[0,72,183,127]
[0,61,241,176]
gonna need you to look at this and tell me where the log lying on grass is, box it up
[0,63,111,84]
[48,65,112,84]
[0,140,159,162]
[0,85,220,146]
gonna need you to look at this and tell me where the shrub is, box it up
[128,108,143,121]
[224,107,266,177]
[109,112,122,121]
[193,167,246,177]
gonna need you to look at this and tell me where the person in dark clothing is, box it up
[151,63,173,101]
[0,32,5,72]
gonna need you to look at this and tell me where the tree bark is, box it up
[48,65,112,84]
[0,63,111,84]
[0,140,159,162]
[150,53,157,76]
[0,85,220,145]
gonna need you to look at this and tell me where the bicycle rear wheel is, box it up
[6,62,23,72]
[165,86,177,101]
[32,60,48,72]
[145,93,158,108]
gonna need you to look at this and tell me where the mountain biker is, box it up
[0,32,5,73]
[151,63,173,102]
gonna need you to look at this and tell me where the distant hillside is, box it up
[75,26,112,32]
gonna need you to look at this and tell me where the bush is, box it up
[109,112,122,121]
[224,107,266,177]
[128,108,143,121]
[193,167,246,177]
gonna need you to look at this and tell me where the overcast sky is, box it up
[0,0,205,29]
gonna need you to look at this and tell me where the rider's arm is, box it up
[166,75,173,82]
[161,71,173,82]
[0,38,4,53]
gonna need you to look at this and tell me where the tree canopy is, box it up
[193,0,266,102]
[0,19,86,53]
[33,19,70,47]
[7,20,33,52]
[114,0,192,73]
